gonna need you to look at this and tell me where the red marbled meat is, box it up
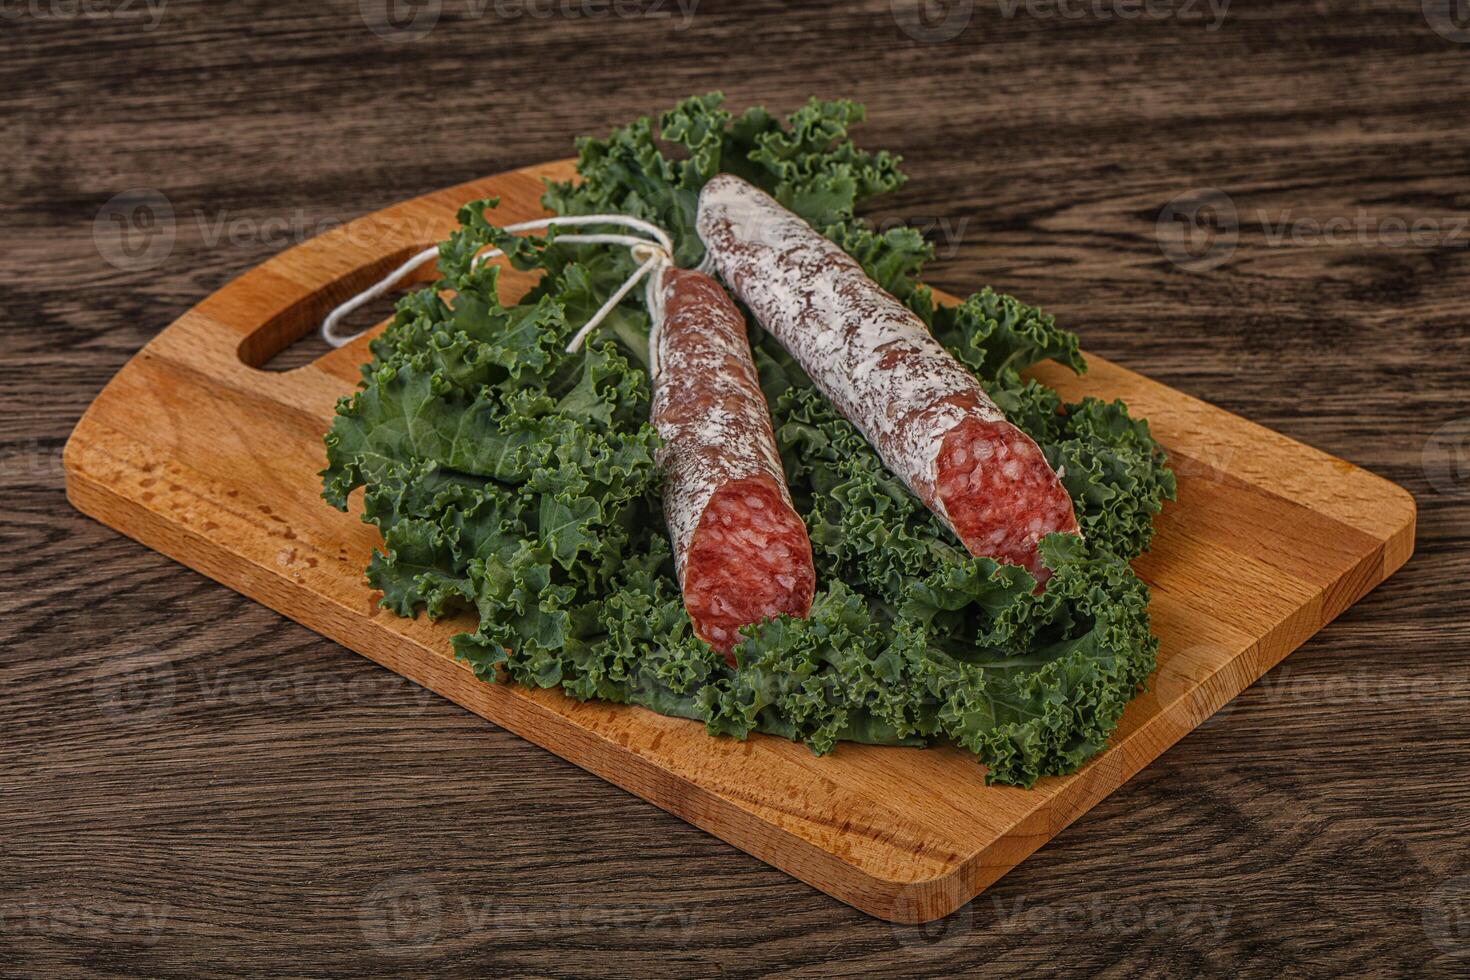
[650,268,815,662]
[695,174,1079,579]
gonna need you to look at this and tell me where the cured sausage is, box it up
[695,174,1079,579]
[651,267,816,662]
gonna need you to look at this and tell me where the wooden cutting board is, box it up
[64,159,1417,924]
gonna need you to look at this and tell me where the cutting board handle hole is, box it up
[238,244,439,372]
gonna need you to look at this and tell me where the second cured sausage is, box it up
[651,268,816,662]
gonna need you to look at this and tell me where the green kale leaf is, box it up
[322,94,1175,788]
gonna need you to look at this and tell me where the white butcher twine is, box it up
[319,213,675,352]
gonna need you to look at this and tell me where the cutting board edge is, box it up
[61,411,988,923]
[61,395,1417,924]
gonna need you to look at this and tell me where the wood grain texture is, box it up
[61,155,1419,926]
[4,0,1469,974]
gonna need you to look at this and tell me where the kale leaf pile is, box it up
[322,94,1176,787]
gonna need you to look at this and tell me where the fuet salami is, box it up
[695,174,1079,580]
[650,267,816,662]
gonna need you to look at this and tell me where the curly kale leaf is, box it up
[933,287,1087,384]
[543,93,905,269]
[321,95,1175,788]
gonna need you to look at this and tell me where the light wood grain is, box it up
[63,160,1415,923]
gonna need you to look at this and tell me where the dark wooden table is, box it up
[5,1,1469,975]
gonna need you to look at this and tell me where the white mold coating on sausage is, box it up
[650,268,796,585]
[694,174,1012,528]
